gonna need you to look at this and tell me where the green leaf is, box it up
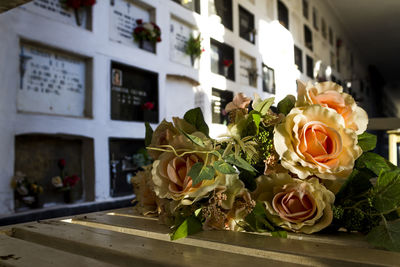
[356,152,394,176]
[373,170,400,213]
[271,231,287,238]
[213,160,237,174]
[277,95,295,116]
[184,107,209,137]
[144,122,153,147]
[171,216,203,240]
[179,130,205,148]
[253,97,275,116]
[367,219,400,252]
[243,111,261,136]
[358,132,377,152]
[187,162,215,185]
[335,169,373,204]
[244,202,275,232]
[224,154,257,173]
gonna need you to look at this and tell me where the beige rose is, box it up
[274,105,362,180]
[152,133,219,203]
[148,120,179,160]
[131,165,158,215]
[252,173,334,234]
[296,81,368,134]
[225,93,251,113]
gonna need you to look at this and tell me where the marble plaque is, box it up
[239,53,256,87]
[19,0,88,28]
[170,18,195,67]
[109,0,150,47]
[18,43,86,117]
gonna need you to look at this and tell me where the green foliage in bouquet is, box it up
[135,81,400,252]
[185,34,203,59]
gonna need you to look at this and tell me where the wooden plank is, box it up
[111,207,371,248]
[69,210,400,266]
[10,221,307,267]
[0,233,115,267]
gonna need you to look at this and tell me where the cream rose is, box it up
[131,165,158,215]
[296,81,368,134]
[252,173,334,234]
[152,133,219,203]
[274,105,362,180]
[148,120,178,160]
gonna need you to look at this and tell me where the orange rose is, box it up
[296,81,368,134]
[274,105,362,179]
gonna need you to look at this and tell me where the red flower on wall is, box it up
[223,59,233,67]
[63,174,80,188]
[58,159,66,170]
[142,102,155,110]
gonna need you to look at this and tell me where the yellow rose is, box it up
[253,173,334,234]
[152,133,219,203]
[148,120,179,160]
[131,165,158,215]
[274,105,362,180]
[296,81,368,134]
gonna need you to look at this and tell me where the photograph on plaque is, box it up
[211,88,233,125]
[109,0,152,48]
[262,63,275,94]
[109,138,151,197]
[110,61,158,123]
[19,0,90,29]
[112,68,123,86]
[18,42,87,117]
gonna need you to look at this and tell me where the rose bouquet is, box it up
[133,19,162,44]
[132,81,400,251]
[61,0,96,26]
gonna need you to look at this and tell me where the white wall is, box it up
[0,0,369,215]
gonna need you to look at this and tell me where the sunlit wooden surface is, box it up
[0,207,399,266]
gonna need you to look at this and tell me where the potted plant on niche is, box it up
[246,67,258,86]
[185,33,204,67]
[11,171,44,209]
[61,0,96,26]
[52,159,80,204]
[133,19,162,53]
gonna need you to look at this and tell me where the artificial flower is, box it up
[131,165,158,215]
[151,133,219,203]
[51,176,64,188]
[296,81,368,134]
[274,105,362,180]
[252,173,334,234]
[225,93,251,113]
[148,119,179,160]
